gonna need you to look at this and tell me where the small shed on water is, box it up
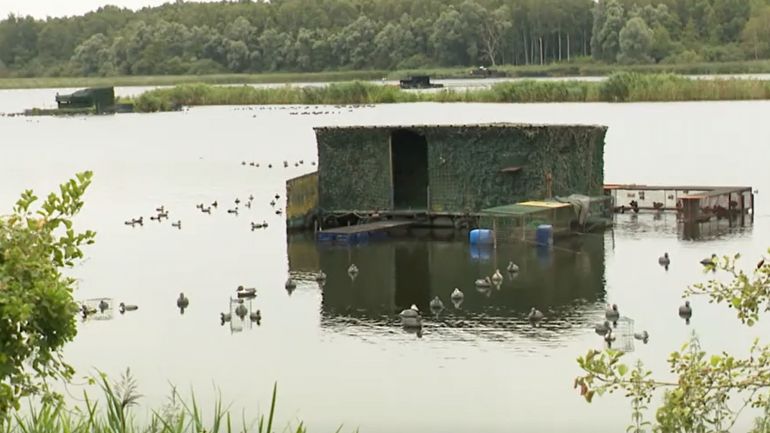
[287,123,607,230]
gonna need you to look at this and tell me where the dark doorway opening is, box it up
[391,129,428,210]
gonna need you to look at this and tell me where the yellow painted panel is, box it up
[518,201,570,209]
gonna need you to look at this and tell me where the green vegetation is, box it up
[0,172,95,417]
[125,73,770,112]
[5,370,307,433]
[575,251,770,432]
[1,0,770,80]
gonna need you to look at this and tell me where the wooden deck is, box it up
[316,220,414,243]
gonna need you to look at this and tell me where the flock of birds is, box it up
[234,104,376,117]
[241,158,314,170]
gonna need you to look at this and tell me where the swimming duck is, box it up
[235,303,248,319]
[227,208,239,215]
[285,278,297,290]
[133,217,143,225]
[594,320,611,336]
[475,277,492,288]
[658,252,670,267]
[195,203,204,210]
[245,201,252,209]
[270,200,276,207]
[275,194,280,200]
[315,271,327,282]
[80,304,97,319]
[158,211,169,219]
[528,307,544,323]
[249,195,254,201]
[177,293,189,311]
[679,301,692,323]
[211,201,218,208]
[249,310,261,322]
[262,220,269,228]
[348,264,359,277]
[491,269,503,285]
[700,254,718,267]
[202,207,211,214]
[450,288,464,301]
[98,299,109,313]
[150,215,161,221]
[119,302,138,314]
[283,161,289,168]
[507,261,520,273]
[268,164,272,168]
[399,304,420,319]
[251,222,262,230]
[399,304,422,328]
[634,330,649,343]
[605,304,620,325]
[429,296,444,311]
[220,312,231,324]
[275,209,283,215]
[171,220,181,229]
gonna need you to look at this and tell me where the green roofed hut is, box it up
[286,123,609,242]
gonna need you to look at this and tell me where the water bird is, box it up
[262,220,269,228]
[156,205,165,213]
[98,299,109,313]
[399,304,422,328]
[429,296,445,312]
[150,215,161,221]
[80,304,97,319]
[241,161,246,166]
[450,288,464,302]
[249,194,254,201]
[227,208,239,215]
[594,320,611,336]
[245,201,252,209]
[528,307,544,324]
[299,160,304,165]
[119,302,138,314]
[274,194,280,200]
[604,330,616,347]
[235,302,248,319]
[348,264,359,278]
[235,198,241,205]
[177,293,189,313]
[294,163,299,167]
[275,209,283,215]
[658,252,670,268]
[270,200,276,207]
[605,304,620,326]
[475,277,492,288]
[311,161,316,166]
[249,162,255,166]
[758,258,766,270]
[268,164,272,168]
[158,211,169,219]
[507,261,519,273]
[251,222,262,230]
[679,301,692,324]
[283,161,288,168]
[249,310,261,322]
[202,207,211,214]
[491,269,503,285]
[315,270,327,282]
[634,330,649,343]
[652,202,664,210]
[171,220,181,229]
[211,201,218,208]
[700,253,717,267]
[196,203,204,210]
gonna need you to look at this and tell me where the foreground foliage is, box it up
[0,172,95,417]
[575,250,770,432]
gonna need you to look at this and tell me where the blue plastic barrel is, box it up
[469,229,494,245]
[535,224,553,247]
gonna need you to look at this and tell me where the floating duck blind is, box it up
[314,123,606,216]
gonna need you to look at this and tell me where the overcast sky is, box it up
[1,1,211,19]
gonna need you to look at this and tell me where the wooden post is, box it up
[728,193,733,227]
[545,171,553,199]
[740,192,746,226]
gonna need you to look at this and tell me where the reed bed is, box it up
[127,73,770,112]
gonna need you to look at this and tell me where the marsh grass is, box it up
[4,370,308,433]
[126,73,770,112]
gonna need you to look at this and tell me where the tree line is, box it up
[0,0,769,77]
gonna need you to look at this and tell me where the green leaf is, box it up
[618,364,628,376]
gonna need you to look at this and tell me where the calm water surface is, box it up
[2,93,770,432]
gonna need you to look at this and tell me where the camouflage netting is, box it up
[315,123,606,214]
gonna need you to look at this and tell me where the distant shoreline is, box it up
[4,60,770,90]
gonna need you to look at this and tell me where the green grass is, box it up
[4,370,317,433]
[4,59,770,90]
[122,73,770,112]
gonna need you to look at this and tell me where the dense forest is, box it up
[1,0,769,77]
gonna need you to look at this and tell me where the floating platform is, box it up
[316,220,414,244]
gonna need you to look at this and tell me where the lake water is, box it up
[2,90,770,432]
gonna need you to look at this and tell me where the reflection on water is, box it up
[288,229,607,342]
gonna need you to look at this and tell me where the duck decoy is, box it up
[315,271,327,282]
[658,252,670,268]
[491,269,503,285]
[507,261,520,273]
[474,277,492,288]
[249,310,261,323]
[119,302,138,314]
[227,208,239,215]
[679,301,692,324]
[594,320,611,336]
[211,201,218,208]
[171,220,181,229]
[429,296,445,312]
[220,312,231,325]
[450,288,464,302]
[98,299,109,313]
[605,304,620,326]
[528,307,544,324]
[177,293,189,314]
[235,303,248,319]
[700,254,717,267]
[634,330,649,343]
